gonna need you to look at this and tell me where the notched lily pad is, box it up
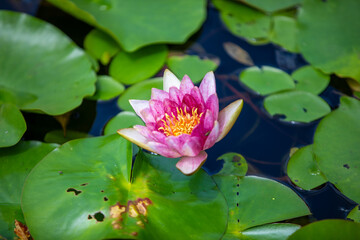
[291,66,330,95]
[216,152,248,176]
[264,91,331,123]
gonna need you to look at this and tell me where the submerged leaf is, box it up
[223,42,254,66]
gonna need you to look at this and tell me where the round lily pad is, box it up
[270,16,299,53]
[288,219,360,240]
[291,66,330,95]
[22,135,227,239]
[239,66,295,95]
[0,11,96,115]
[264,91,331,123]
[313,97,360,203]
[347,205,360,223]
[104,112,144,136]
[167,55,218,84]
[47,0,207,52]
[109,45,167,85]
[117,78,162,111]
[88,75,125,101]
[0,103,26,148]
[0,141,57,239]
[84,29,120,65]
[297,0,360,82]
[287,145,327,190]
[240,0,302,13]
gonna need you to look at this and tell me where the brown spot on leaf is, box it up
[93,211,105,222]
[14,220,31,240]
[131,232,138,236]
[80,183,88,186]
[66,188,82,195]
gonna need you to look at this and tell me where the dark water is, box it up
[2,0,357,222]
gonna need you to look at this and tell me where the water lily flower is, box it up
[117,70,243,175]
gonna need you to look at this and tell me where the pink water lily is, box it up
[117,70,243,175]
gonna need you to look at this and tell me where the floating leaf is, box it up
[291,66,330,95]
[22,135,227,239]
[239,0,302,13]
[84,29,120,65]
[313,97,360,203]
[0,103,26,148]
[347,205,360,223]
[104,112,143,136]
[0,141,57,239]
[216,152,248,176]
[47,0,207,52]
[270,16,299,53]
[117,78,162,111]
[44,129,92,145]
[288,220,360,240]
[88,76,125,101]
[264,91,331,123]
[213,0,271,41]
[297,0,360,82]
[239,66,295,95]
[223,42,254,66]
[109,45,167,85]
[167,55,218,83]
[0,11,96,115]
[287,145,327,190]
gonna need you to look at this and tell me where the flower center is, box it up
[158,107,202,136]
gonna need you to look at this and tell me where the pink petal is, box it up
[181,94,198,113]
[190,110,214,139]
[203,121,220,150]
[147,141,181,158]
[202,109,214,132]
[151,88,169,101]
[117,128,154,153]
[149,99,165,121]
[166,135,202,157]
[205,94,219,120]
[216,99,244,142]
[151,131,166,144]
[163,98,178,115]
[169,87,184,105]
[190,87,205,113]
[140,108,156,124]
[180,75,194,95]
[163,69,180,92]
[129,100,155,124]
[176,151,208,175]
[199,71,216,102]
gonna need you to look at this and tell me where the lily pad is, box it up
[313,97,360,203]
[240,0,302,13]
[44,129,92,145]
[213,0,271,41]
[212,153,310,239]
[291,66,330,95]
[264,91,331,123]
[104,112,144,136]
[47,0,207,52]
[288,219,360,240]
[84,29,120,65]
[287,145,327,190]
[0,103,26,148]
[241,223,300,240]
[0,141,57,239]
[88,75,125,101]
[0,10,96,115]
[167,55,218,84]
[239,66,295,95]
[117,78,163,111]
[216,152,248,177]
[347,205,360,223]
[22,135,227,239]
[270,16,299,53]
[109,45,168,85]
[297,0,360,82]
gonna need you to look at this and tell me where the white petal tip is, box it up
[163,69,181,92]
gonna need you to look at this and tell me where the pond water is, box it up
[2,0,357,223]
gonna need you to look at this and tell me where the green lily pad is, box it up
[0,141,57,239]
[212,153,310,239]
[291,66,330,95]
[270,16,299,53]
[44,129,92,145]
[240,0,302,13]
[287,145,327,190]
[313,97,360,203]
[117,78,162,111]
[104,112,144,136]
[84,29,120,65]
[216,152,248,177]
[0,103,26,148]
[288,219,360,240]
[167,55,218,84]
[213,0,271,41]
[297,0,360,82]
[109,45,167,85]
[88,75,125,101]
[264,91,331,123]
[22,135,227,239]
[347,205,360,223]
[0,11,96,115]
[239,66,295,95]
[47,0,206,52]
[240,223,300,240]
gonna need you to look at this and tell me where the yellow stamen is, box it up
[158,107,203,136]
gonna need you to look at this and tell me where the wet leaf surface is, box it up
[87,75,125,101]
[0,103,26,148]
